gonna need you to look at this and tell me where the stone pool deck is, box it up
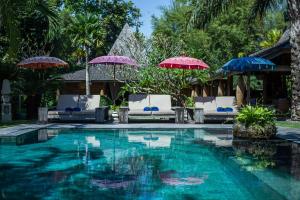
[1,123,300,144]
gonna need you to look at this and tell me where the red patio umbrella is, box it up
[159,56,209,107]
[159,56,209,70]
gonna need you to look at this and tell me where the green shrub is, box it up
[100,95,112,107]
[236,106,275,127]
[185,97,195,108]
[234,106,276,139]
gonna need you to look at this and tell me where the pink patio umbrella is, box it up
[89,55,138,82]
[17,56,68,107]
[159,56,209,70]
[159,56,209,107]
[17,56,68,69]
[89,55,138,104]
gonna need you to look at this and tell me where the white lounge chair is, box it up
[194,96,238,122]
[48,95,105,122]
[126,94,175,120]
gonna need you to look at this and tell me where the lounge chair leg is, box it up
[175,107,185,124]
[194,108,204,124]
[38,107,48,124]
[119,107,129,124]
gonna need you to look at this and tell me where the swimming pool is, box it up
[0,128,299,200]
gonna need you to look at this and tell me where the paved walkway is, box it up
[0,123,232,138]
[277,126,300,143]
[1,123,300,144]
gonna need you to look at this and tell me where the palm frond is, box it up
[188,0,237,29]
[250,0,277,20]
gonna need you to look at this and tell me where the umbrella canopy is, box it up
[89,55,138,66]
[222,57,276,72]
[17,56,68,69]
[159,56,209,70]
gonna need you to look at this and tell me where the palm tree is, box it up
[190,0,300,120]
[69,14,104,95]
[0,0,58,60]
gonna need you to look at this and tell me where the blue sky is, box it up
[129,0,172,37]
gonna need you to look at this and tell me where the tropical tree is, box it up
[260,29,282,48]
[68,14,105,95]
[0,0,58,61]
[190,0,300,120]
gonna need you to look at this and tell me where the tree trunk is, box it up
[288,0,300,120]
[85,48,91,95]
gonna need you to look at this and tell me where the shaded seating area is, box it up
[122,94,176,121]
[194,96,238,122]
[48,95,108,122]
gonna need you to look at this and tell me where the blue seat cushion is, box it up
[73,107,81,112]
[144,107,151,111]
[225,107,233,112]
[65,107,73,112]
[151,107,159,111]
[217,107,226,112]
[217,107,233,112]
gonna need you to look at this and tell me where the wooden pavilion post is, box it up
[246,73,251,104]
[227,75,233,96]
[263,73,268,104]
[236,75,246,107]
[202,85,210,97]
[217,80,225,96]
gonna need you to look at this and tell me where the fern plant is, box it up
[236,106,275,127]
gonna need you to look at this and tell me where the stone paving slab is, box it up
[276,126,300,143]
[0,123,232,138]
[2,123,300,145]
[47,123,233,130]
[0,123,50,137]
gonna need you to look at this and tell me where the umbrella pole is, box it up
[113,65,116,105]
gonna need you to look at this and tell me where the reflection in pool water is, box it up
[0,128,300,199]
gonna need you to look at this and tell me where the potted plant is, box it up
[233,106,277,139]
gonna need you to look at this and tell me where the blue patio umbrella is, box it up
[222,57,276,72]
[221,57,276,104]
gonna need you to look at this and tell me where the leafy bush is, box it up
[236,106,275,127]
[99,95,112,107]
[185,97,195,108]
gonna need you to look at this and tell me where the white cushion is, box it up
[150,95,172,111]
[56,95,79,110]
[216,96,237,112]
[194,96,217,111]
[78,95,100,111]
[129,94,150,110]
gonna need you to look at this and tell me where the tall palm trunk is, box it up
[288,0,300,120]
[85,46,91,95]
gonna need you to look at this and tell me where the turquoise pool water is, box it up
[1,128,300,200]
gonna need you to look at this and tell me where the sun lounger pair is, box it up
[126,94,175,120]
[194,96,238,122]
[48,95,108,122]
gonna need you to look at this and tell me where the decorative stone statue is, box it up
[1,79,12,122]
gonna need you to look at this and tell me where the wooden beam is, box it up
[217,81,225,96]
[246,73,251,104]
[236,75,246,107]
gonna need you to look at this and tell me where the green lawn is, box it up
[276,121,300,129]
[0,120,34,129]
